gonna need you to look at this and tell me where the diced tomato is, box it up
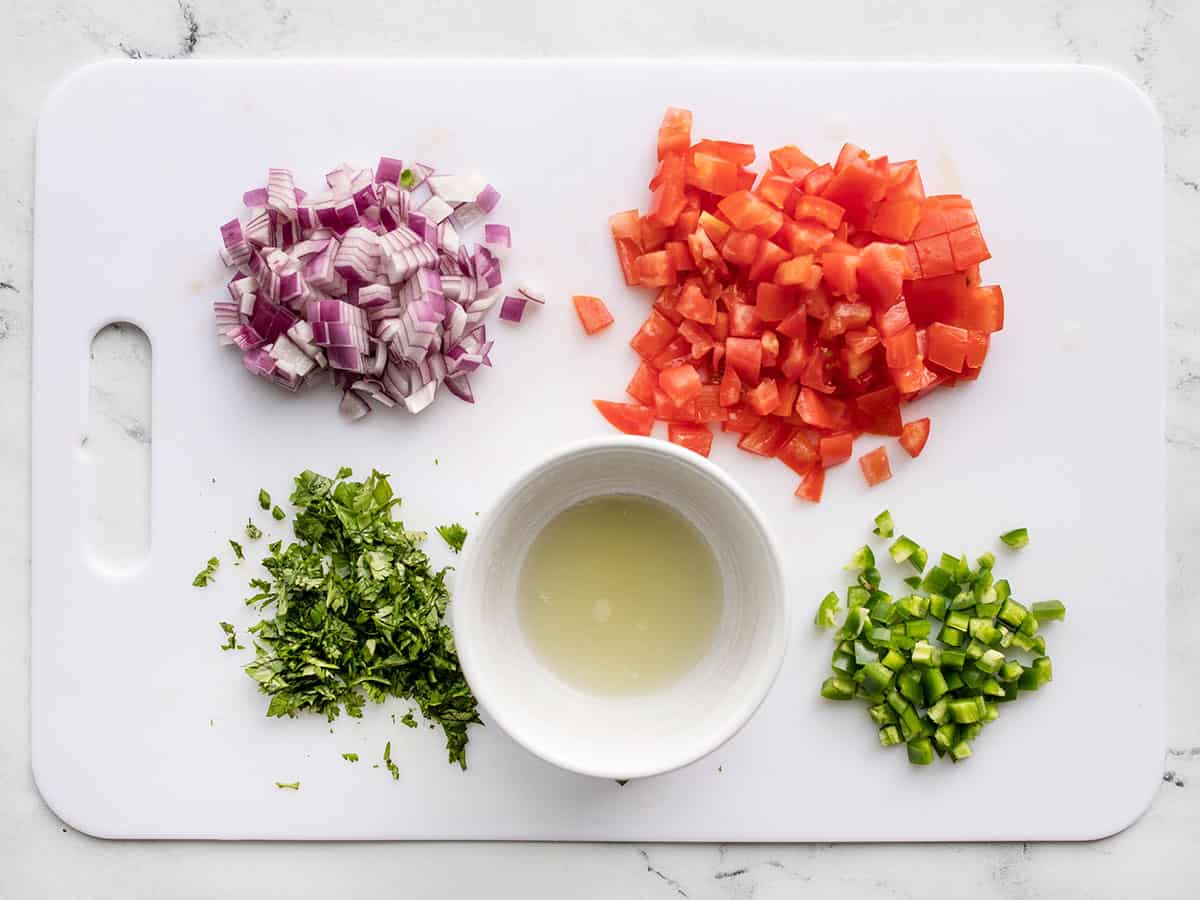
[822,253,859,298]
[791,195,845,230]
[760,330,780,369]
[819,432,854,468]
[795,466,825,502]
[748,240,791,282]
[673,202,701,240]
[717,190,783,238]
[594,400,655,436]
[883,325,919,368]
[719,366,742,407]
[728,303,763,338]
[948,224,991,270]
[668,423,714,457]
[626,362,657,406]
[926,322,969,373]
[745,377,781,415]
[912,233,956,278]
[678,319,716,360]
[856,242,908,309]
[725,336,763,383]
[859,446,892,486]
[779,336,809,381]
[844,326,881,355]
[670,280,712,326]
[890,357,930,394]
[965,330,989,368]
[778,429,819,474]
[721,229,760,266]
[911,199,948,239]
[572,295,614,335]
[635,250,677,287]
[756,174,795,209]
[630,309,677,359]
[692,384,727,424]
[657,107,692,160]
[698,210,732,244]
[653,387,698,423]
[899,417,931,458]
[652,285,683,324]
[775,255,815,286]
[795,386,833,429]
[774,380,799,418]
[693,139,756,166]
[755,283,796,322]
[777,306,809,341]
[801,344,836,394]
[778,218,835,256]
[769,145,818,180]
[876,300,911,338]
[665,240,693,272]
[819,301,872,340]
[650,335,693,370]
[722,405,762,434]
[712,310,730,342]
[855,385,903,436]
[737,417,791,456]
[639,215,669,251]
[822,154,888,228]
[610,209,642,244]
[801,164,835,195]
[687,152,741,195]
[612,237,640,286]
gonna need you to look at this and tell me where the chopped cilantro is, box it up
[236,468,479,769]
[342,752,359,762]
[258,489,272,510]
[436,523,468,553]
[383,741,400,781]
[245,520,262,540]
[401,712,417,728]
[271,505,286,521]
[218,621,243,651]
[229,539,245,562]
[399,168,416,189]
[615,779,629,786]
[275,781,300,790]
[193,556,220,587]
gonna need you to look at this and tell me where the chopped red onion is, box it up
[213,157,521,414]
[499,295,527,323]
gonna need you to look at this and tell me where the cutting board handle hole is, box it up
[84,322,151,573]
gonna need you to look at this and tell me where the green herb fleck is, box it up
[258,489,271,510]
[615,779,629,786]
[229,540,245,562]
[1000,527,1029,549]
[245,520,262,540]
[275,781,300,790]
[383,741,400,781]
[236,468,480,769]
[399,168,416,189]
[271,505,286,521]
[401,711,417,728]
[342,752,359,763]
[193,556,220,587]
[436,523,468,553]
[218,621,243,651]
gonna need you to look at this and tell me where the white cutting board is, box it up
[32,61,1164,841]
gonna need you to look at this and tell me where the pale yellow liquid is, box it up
[518,494,723,695]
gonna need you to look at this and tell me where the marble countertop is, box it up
[1,0,1197,896]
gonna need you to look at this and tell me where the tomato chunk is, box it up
[819,432,854,468]
[855,385,903,437]
[594,400,655,436]
[859,446,893,486]
[745,377,781,415]
[795,466,825,502]
[572,295,614,335]
[657,107,692,159]
[659,363,703,406]
[926,322,969,373]
[629,309,677,359]
[899,417,931,458]
[626,362,657,406]
[737,417,791,456]
[668,423,714,457]
[725,336,763,383]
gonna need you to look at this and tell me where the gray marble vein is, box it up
[1,0,1198,898]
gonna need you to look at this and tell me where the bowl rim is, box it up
[452,434,790,780]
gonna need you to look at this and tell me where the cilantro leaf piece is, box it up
[245,520,262,540]
[218,621,243,651]
[401,712,417,728]
[193,556,220,587]
[436,523,468,553]
[399,168,416,189]
[271,505,286,521]
[275,781,300,790]
[258,489,271,510]
[229,540,245,562]
[232,468,480,769]
[383,741,400,781]
[342,752,359,762]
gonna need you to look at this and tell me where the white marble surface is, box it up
[1,0,1197,896]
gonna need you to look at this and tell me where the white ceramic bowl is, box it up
[453,436,788,780]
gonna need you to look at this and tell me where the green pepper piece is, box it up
[962,722,984,742]
[940,649,967,670]
[886,690,910,714]
[945,610,970,632]
[939,625,966,648]
[933,722,958,752]
[854,642,879,666]
[921,566,952,594]
[1000,527,1029,548]
[909,546,929,573]
[868,703,898,726]
[902,575,923,590]
[943,670,965,692]
[858,567,883,590]
[866,626,891,647]
[899,705,924,741]
[907,737,935,765]
[1031,600,1066,622]
[815,591,841,628]
[928,593,948,620]
[831,650,855,674]
[910,640,937,667]
[896,593,929,619]
[1018,612,1040,636]
[965,639,988,662]
[1009,632,1035,653]
[905,619,932,639]
[997,598,1029,630]
[949,698,983,724]
[1031,635,1047,655]
[873,510,895,538]
[859,662,895,697]
[927,696,951,725]
[879,725,903,747]
[959,667,984,690]
[923,668,950,703]
[976,551,995,571]
[982,676,1006,698]
[846,545,876,572]
[994,579,1012,604]
[820,675,856,700]
[889,535,920,565]
[949,740,973,762]
[847,585,871,608]
[881,648,907,671]
[898,668,924,706]
[835,606,869,641]
[976,648,1006,675]
[1000,660,1024,682]
[983,702,1000,723]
